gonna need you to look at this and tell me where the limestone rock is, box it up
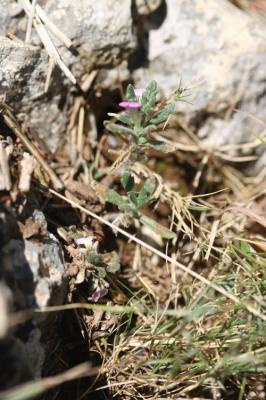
[133,0,266,173]
[0,208,66,387]
[0,37,68,153]
[45,0,137,78]
[0,0,14,35]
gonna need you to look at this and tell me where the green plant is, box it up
[104,81,187,239]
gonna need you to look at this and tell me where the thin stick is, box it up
[21,0,76,85]
[48,188,266,322]
[3,111,64,190]
[36,4,73,48]
[77,106,85,154]
[205,219,220,261]
[0,362,97,400]
[25,0,37,44]
[44,56,55,93]
[0,142,11,190]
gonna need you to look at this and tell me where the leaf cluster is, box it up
[105,172,175,239]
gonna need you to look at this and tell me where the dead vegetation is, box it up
[0,1,266,400]
[1,87,266,400]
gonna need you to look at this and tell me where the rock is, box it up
[0,336,34,390]
[133,0,266,173]
[45,0,137,78]
[0,0,14,35]
[0,208,66,388]
[0,36,68,153]
[0,0,137,153]
[3,212,66,309]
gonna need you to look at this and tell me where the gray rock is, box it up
[0,0,137,153]
[3,236,66,310]
[45,0,137,78]
[0,36,68,153]
[133,0,266,173]
[0,0,13,35]
[0,336,33,390]
[2,210,66,309]
[0,208,66,385]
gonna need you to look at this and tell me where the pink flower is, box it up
[134,88,145,96]
[75,236,98,250]
[119,101,141,109]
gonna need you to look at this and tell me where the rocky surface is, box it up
[2,210,66,309]
[45,0,137,78]
[0,36,68,153]
[133,0,266,173]
[0,0,15,35]
[0,208,66,388]
[0,0,138,153]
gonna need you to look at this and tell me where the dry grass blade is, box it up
[48,187,266,321]
[25,0,37,44]
[0,363,97,400]
[77,106,85,154]
[35,4,73,48]
[20,0,76,85]
[227,205,266,229]
[18,152,36,192]
[2,106,63,190]
[204,219,220,261]
[0,141,11,190]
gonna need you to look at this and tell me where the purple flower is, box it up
[119,101,141,109]
[90,287,109,302]
[134,88,145,96]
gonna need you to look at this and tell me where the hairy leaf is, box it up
[149,103,175,125]
[141,80,158,114]
[126,84,137,101]
[143,125,157,135]
[137,181,155,209]
[107,252,121,273]
[86,251,102,266]
[108,112,132,126]
[121,172,135,192]
[140,215,176,239]
[105,123,134,136]
[145,139,174,153]
[105,190,127,207]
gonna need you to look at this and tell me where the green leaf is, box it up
[126,84,137,101]
[105,190,127,207]
[143,125,157,135]
[138,136,149,145]
[137,181,155,209]
[108,112,133,126]
[140,215,176,239]
[107,252,121,273]
[149,103,175,125]
[86,251,102,266]
[240,240,252,255]
[121,172,135,192]
[143,80,158,98]
[98,267,107,279]
[92,168,105,180]
[105,123,134,136]
[129,191,139,207]
[141,81,158,114]
[144,139,174,153]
